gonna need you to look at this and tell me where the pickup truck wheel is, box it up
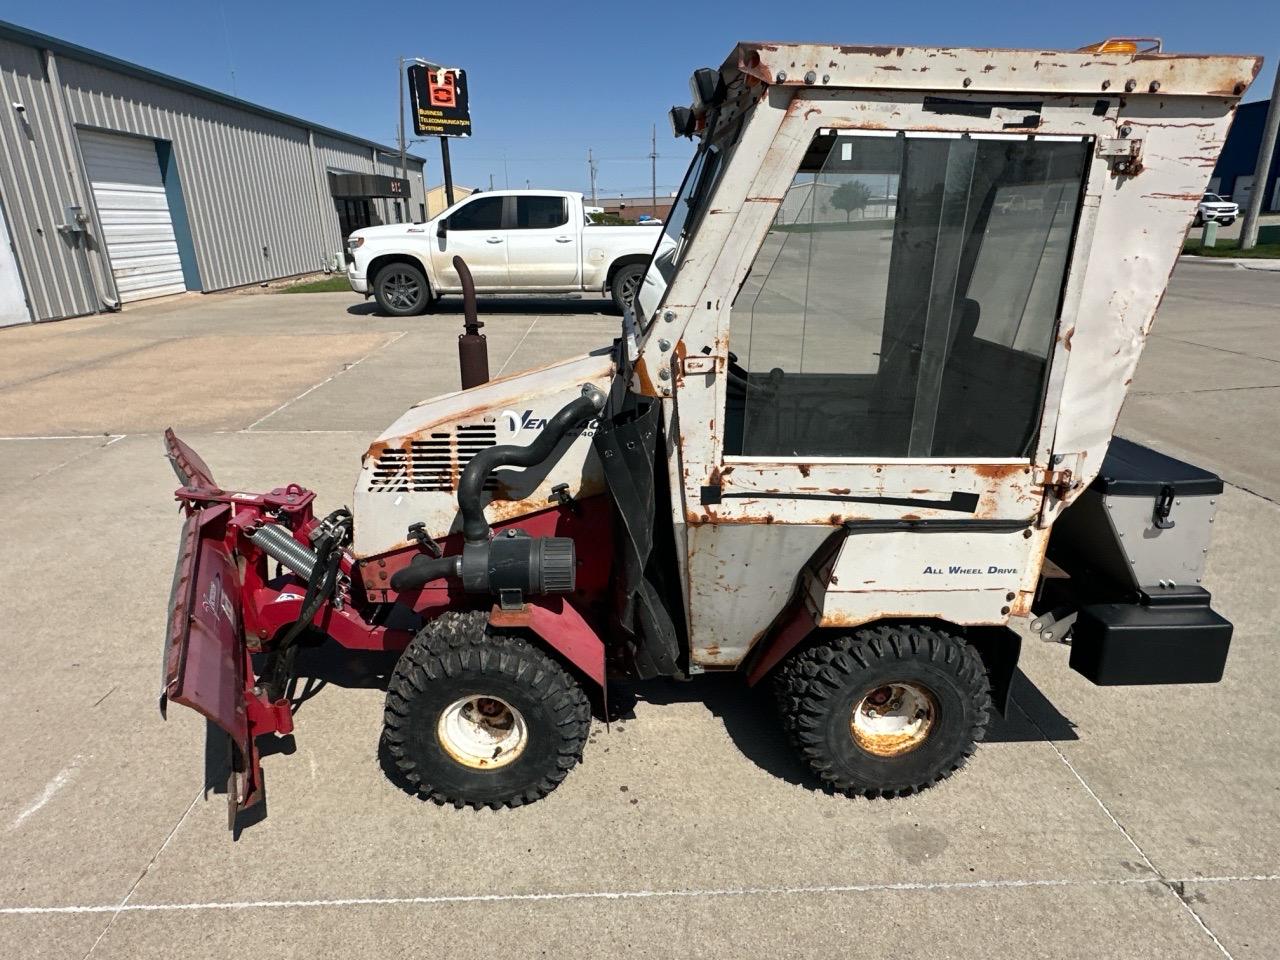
[373,262,431,316]
[1193,212,1204,227]
[774,624,991,798]
[610,263,646,314]
[383,611,592,809]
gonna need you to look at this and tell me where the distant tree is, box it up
[830,180,873,222]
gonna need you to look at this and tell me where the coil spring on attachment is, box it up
[248,522,319,579]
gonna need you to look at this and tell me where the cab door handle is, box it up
[555,236,573,243]
[486,237,503,244]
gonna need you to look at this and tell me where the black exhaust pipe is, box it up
[458,384,606,544]
[454,256,489,389]
[389,383,607,594]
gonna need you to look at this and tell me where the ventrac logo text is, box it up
[501,409,548,432]
[500,408,598,438]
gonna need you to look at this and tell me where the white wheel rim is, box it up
[850,683,937,757]
[436,695,528,769]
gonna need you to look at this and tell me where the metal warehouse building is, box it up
[0,20,426,327]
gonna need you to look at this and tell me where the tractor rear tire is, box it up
[383,611,591,809]
[774,624,991,798]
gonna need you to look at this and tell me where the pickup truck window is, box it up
[516,196,568,229]
[448,196,504,231]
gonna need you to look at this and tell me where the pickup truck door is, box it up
[505,195,581,288]
[430,194,508,291]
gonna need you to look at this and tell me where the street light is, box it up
[398,56,431,182]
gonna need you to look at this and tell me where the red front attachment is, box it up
[159,430,612,829]
[161,431,294,826]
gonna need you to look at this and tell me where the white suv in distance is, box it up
[1194,193,1238,227]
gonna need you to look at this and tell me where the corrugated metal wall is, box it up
[315,132,377,254]
[314,134,426,237]
[60,56,328,291]
[0,38,97,320]
[0,30,427,321]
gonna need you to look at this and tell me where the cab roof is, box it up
[728,41,1261,99]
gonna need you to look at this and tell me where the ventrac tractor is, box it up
[161,39,1259,823]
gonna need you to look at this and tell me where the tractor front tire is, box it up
[774,624,991,798]
[383,611,591,809]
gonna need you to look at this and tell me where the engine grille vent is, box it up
[368,423,500,493]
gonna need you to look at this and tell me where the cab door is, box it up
[667,96,1101,670]
[431,194,508,291]
[506,195,580,288]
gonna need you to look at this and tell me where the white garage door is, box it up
[79,130,186,302]
[0,201,30,326]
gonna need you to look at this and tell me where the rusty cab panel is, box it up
[631,42,1257,670]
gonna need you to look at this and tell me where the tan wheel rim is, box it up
[850,683,938,757]
[437,695,528,769]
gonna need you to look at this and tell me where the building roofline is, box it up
[0,18,427,164]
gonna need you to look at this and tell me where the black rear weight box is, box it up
[1069,588,1232,685]
[1051,437,1232,685]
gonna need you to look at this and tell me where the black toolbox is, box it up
[1048,437,1232,685]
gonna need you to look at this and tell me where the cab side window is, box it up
[724,130,1088,460]
[516,196,568,229]
[448,196,504,231]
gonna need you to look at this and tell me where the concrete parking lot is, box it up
[1,264,1278,959]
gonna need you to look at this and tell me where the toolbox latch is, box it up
[1152,483,1177,530]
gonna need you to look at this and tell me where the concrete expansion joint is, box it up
[2,873,1278,919]
[79,790,203,960]
[1012,696,1237,960]
[242,331,408,431]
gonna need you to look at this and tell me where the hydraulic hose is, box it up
[389,554,462,592]
[457,385,606,544]
[262,508,351,700]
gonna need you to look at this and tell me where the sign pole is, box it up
[1239,66,1280,250]
[398,56,406,180]
[441,138,455,208]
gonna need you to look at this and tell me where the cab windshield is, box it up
[638,113,743,325]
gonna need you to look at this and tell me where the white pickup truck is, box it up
[346,190,660,316]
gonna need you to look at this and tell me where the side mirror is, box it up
[436,220,448,239]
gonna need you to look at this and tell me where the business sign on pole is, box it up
[408,64,472,137]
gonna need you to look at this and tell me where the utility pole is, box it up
[587,148,598,204]
[489,173,495,190]
[649,123,657,217]
[1240,68,1280,250]
[397,56,406,180]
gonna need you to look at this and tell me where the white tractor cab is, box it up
[163,39,1260,820]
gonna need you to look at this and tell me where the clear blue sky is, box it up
[5,0,1277,197]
